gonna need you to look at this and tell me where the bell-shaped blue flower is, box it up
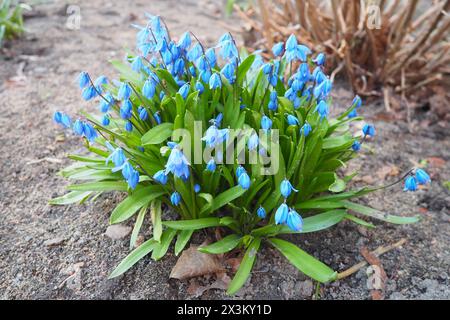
[178,83,190,100]
[221,62,236,84]
[101,115,110,126]
[352,95,362,108]
[153,169,168,185]
[120,99,133,120]
[154,112,162,124]
[171,191,181,206]
[117,82,132,100]
[362,124,376,137]
[195,81,204,94]
[53,111,62,124]
[187,43,202,62]
[247,133,259,151]
[238,172,251,190]
[300,122,312,136]
[194,184,201,193]
[415,169,430,185]
[286,114,299,126]
[143,78,156,99]
[81,86,98,101]
[352,141,361,152]
[78,71,90,89]
[73,119,85,136]
[285,34,297,51]
[206,48,217,67]
[178,32,191,51]
[257,206,266,219]
[404,176,418,192]
[315,100,329,119]
[280,179,298,198]
[125,121,133,132]
[275,203,289,225]
[131,57,143,72]
[348,109,358,118]
[209,73,222,90]
[236,166,246,179]
[261,115,272,132]
[206,159,216,172]
[313,53,326,66]
[138,107,148,121]
[286,208,303,232]
[165,145,190,180]
[272,42,284,57]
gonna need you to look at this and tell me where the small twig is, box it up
[337,238,407,280]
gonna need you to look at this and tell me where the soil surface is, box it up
[1,0,449,300]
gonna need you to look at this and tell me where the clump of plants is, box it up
[234,0,450,107]
[0,0,29,47]
[51,14,431,295]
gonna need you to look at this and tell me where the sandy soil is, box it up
[0,0,449,300]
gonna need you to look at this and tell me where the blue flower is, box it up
[189,66,196,77]
[352,141,361,152]
[286,114,299,126]
[291,79,304,92]
[262,63,273,75]
[415,169,431,185]
[125,121,133,132]
[206,48,217,67]
[247,133,259,151]
[300,122,312,136]
[200,69,212,83]
[209,73,222,89]
[120,99,133,119]
[171,191,181,206]
[122,163,139,189]
[285,34,297,51]
[404,176,418,192]
[187,43,202,62]
[348,109,358,118]
[99,93,114,113]
[196,55,208,72]
[221,62,236,84]
[313,53,326,66]
[78,71,90,89]
[236,166,246,178]
[219,39,238,60]
[238,172,251,190]
[257,206,266,219]
[352,95,362,108]
[81,86,98,101]
[142,79,156,99]
[195,81,204,94]
[298,63,310,82]
[106,146,126,168]
[154,111,162,124]
[153,170,168,185]
[101,115,110,126]
[178,83,190,100]
[286,208,303,232]
[117,82,132,100]
[73,119,84,136]
[261,115,272,132]
[315,100,329,119]
[362,124,375,137]
[272,42,284,56]
[202,125,228,148]
[83,122,98,141]
[194,184,201,193]
[165,144,190,179]
[138,107,148,120]
[94,76,108,92]
[206,159,216,172]
[275,203,289,225]
[131,57,143,72]
[280,179,298,198]
[53,111,62,124]
[178,32,191,50]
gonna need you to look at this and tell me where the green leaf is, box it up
[151,228,178,260]
[344,214,375,228]
[110,186,165,224]
[130,205,147,249]
[109,239,158,278]
[49,191,93,205]
[162,217,221,230]
[342,201,420,224]
[200,186,246,216]
[268,238,337,283]
[227,237,261,295]
[328,175,346,193]
[296,200,345,210]
[199,234,242,254]
[174,230,194,256]
[237,54,256,85]
[111,60,142,84]
[141,123,174,145]
[150,199,163,242]
[67,181,128,192]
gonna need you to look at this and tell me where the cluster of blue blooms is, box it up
[53,14,431,232]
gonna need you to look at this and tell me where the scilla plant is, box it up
[51,15,431,295]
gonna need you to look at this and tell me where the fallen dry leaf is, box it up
[426,157,445,168]
[186,272,231,298]
[360,247,387,300]
[170,246,224,280]
[105,224,131,240]
[224,257,242,273]
[376,165,400,181]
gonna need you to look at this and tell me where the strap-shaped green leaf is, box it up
[110,185,165,224]
[49,191,93,205]
[199,234,242,254]
[151,228,178,260]
[67,181,128,192]
[141,123,174,145]
[109,239,158,278]
[174,230,194,256]
[342,201,420,224]
[162,217,221,230]
[227,237,261,295]
[200,186,246,216]
[268,238,337,283]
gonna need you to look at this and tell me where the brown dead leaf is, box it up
[224,257,242,273]
[186,272,231,298]
[426,157,445,168]
[360,247,387,300]
[170,246,224,280]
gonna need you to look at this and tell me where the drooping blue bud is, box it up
[280,179,298,198]
[362,124,376,137]
[53,111,62,124]
[404,176,418,192]
[272,42,284,57]
[209,73,222,89]
[205,48,217,67]
[206,159,216,172]
[81,86,98,101]
[73,119,85,136]
[178,83,190,100]
[286,114,299,126]
[153,170,168,185]
[195,81,205,94]
[275,203,289,225]
[194,184,201,193]
[120,99,133,120]
[131,57,144,72]
[78,71,90,89]
[101,115,110,126]
[171,191,182,205]
[138,107,148,120]
[313,53,326,66]
[178,32,191,50]
[352,95,362,108]
[125,121,133,132]
[257,206,266,219]
[154,112,162,124]
[300,122,312,136]
[315,100,329,119]
[261,115,273,132]
[236,166,246,178]
[247,133,259,151]
[348,109,358,118]
[286,208,303,232]
[415,169,431,185]
[286,34,298,51]
[238,172,251,190]
[142,79,156,99]
[117,82,132,100]
[352,141,361,152]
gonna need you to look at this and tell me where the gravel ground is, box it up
[0,0,449,300]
